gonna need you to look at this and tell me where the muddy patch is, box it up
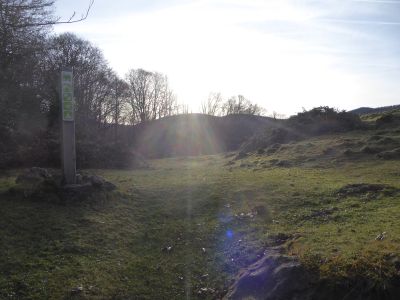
[303,207,339,222]
[336,183,399,198]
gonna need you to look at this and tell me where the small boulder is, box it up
[76,173,83,184]
[83,175,116,191]
[162,246,173,253]
[70,286,84,294]
[224,248,313,300]
[16,167,52,185]
[375,232,387,241]
[234,151,248,160]
[252,205,268,216]
[12,169,116,202]
[61,183,93,200]
[13,168,59,199]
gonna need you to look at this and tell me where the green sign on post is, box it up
[61,70,74,121]
[61,68,76,184]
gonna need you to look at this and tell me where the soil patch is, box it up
[336,183,399,198]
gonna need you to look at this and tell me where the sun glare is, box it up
[55,0,399,115]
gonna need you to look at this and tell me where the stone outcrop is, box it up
[224,247,313,300]
[11,168,116,201]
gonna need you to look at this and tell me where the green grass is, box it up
[1,130,400,299]
[361,108,400,123]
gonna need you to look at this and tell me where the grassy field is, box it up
[1,129,400,299]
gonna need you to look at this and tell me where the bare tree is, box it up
[126,69,153,123]
[0,0,96,133]
[221,95,265,116]
[42,32,119,132]
[158,82,177,119]
[179,103,189,115]
[4,0,95,29]
[0,0,52,130]
[111,77,129,126]
[271,111,285,120]
[201,92,223,116]
[125,68,177,124]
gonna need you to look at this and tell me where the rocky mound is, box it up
[224,244,400,300]
[9,167,116,202]
[132,114,274,158]
[224,247,314,300]
[240,107,363,154]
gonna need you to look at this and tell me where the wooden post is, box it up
[61,67,76,184]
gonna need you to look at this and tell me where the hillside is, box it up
[351,105,400,115]
[1,108,400,299]
[240,107,364,154]
[131,114,275,158]
[1,120,400,298]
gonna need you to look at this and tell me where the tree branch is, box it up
[7,0,94,28]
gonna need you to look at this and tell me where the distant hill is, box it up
[350,105,400,115]
[240,107,364,154]
[131,114,275,158]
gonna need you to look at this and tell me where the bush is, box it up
[0,127,148,170]
[76,140,148,169]
[240,107,363,154]
[287,107,363,135]
[376,113,400,128]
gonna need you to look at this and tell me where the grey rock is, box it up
[71,286,84,294]
[375,232,387,241]
[198,287,215,295]
[224,248,312,300]
[12,169,116,202]
[162,246,173,253]
[234,151,248,160]
[83,175,116,191]
[16,167,52,185]
[62,183,93,198]
[253,205,268,216]
[13,168,58,198]
[75,173,83,184]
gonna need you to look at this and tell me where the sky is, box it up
[54,0,400,116]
